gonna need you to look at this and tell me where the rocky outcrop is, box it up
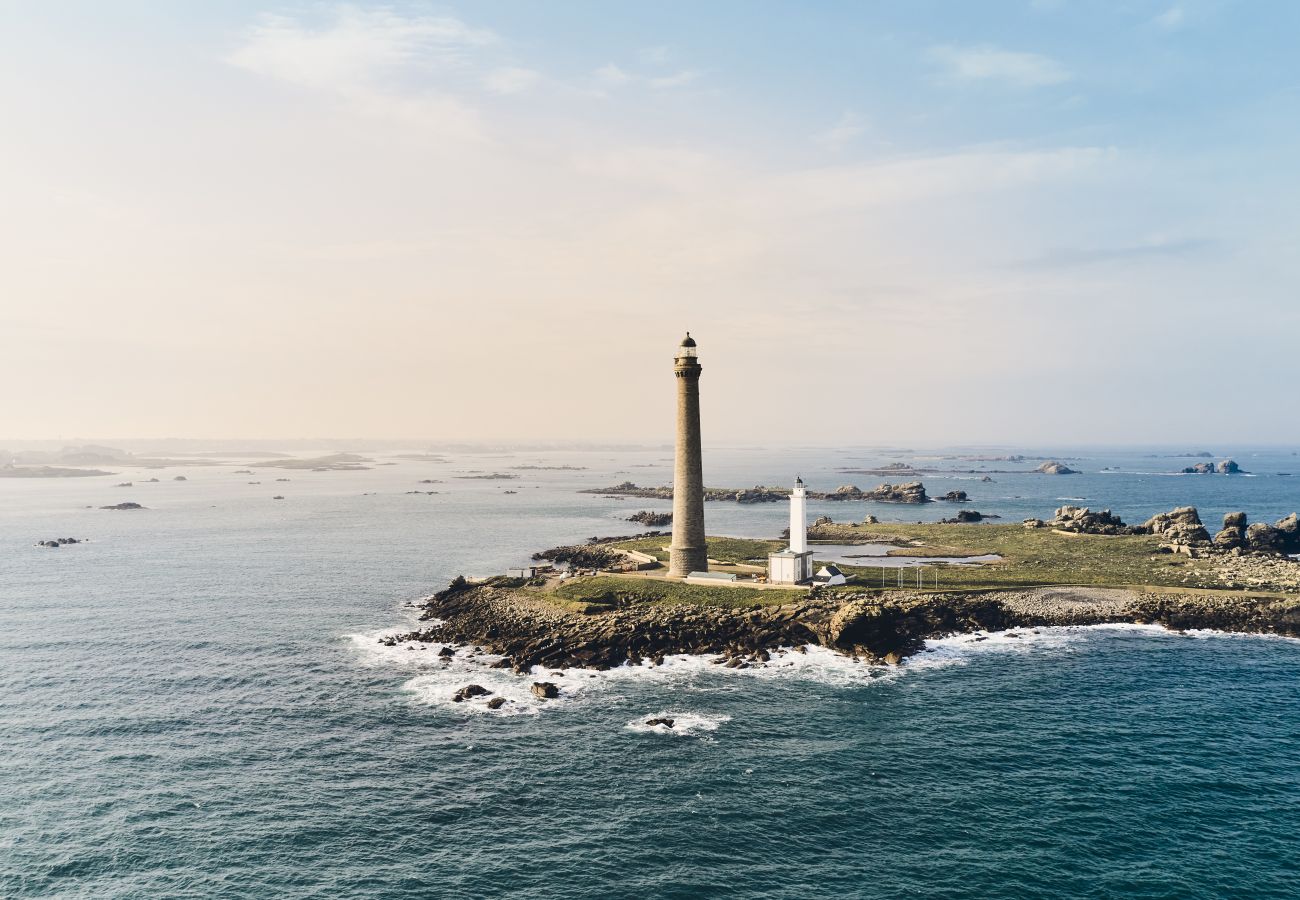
[825,481,930,503]
[1181,459,1245,474]
[532,544,628,568]
[1214,512,1248,550]
[1048,505,1139,535]
[627,510,672,527]
[1036,461,1079,475]
[940,510,997,524]
[1211,512,1300,556]
[100,502,145,510]
[939,490,969,502]
[645,717,675,728]
[36,537,83,548]
[531,682,559,699]
[1141,506,1211,546]
[582,482,787,503]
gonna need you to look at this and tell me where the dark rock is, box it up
[627,510,672,527]
[452,684,491,702]
[486,697,507,710]
[100,502,145,510]
[438,646,455,657]
[939,490,969,502]
[645,717,675,728]
[1182,462,1214,474]
[942,509,993,524]
[862,515,879,524]
[531,681,559,699]
[173,475,188,481]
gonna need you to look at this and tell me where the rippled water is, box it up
[3,447,1300,897]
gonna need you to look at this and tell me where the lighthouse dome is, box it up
[680,333,697,348]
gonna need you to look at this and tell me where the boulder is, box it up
[1141,506,1211,546]
[1181,463,1214,474]
[1275,513,1300,553]
[1023,518,1046,529]
[1037,461,1079,475]
[1048,505,1136,535]
[942,510,988,524]
[645,717,675,728]
[486,697,507,710]
[1246,523,1285,554]
[861,515,878,525]
[1216,459,1242,474]
[940,490,969,502]
[1223,511,1248,529]
[531,681,559,699]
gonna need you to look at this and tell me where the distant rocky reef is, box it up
[584,480,933,504]
[1179,459,1244,474]
[627,510,672,527]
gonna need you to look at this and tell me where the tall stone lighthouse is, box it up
[669,333,708,577]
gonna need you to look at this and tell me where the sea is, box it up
[3,445,1300,898]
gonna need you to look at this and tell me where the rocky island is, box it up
[384,504,1300,678]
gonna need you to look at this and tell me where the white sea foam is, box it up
[351,619,1300,717]
[624,711,731,736]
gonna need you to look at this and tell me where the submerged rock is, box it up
[645,717,675,728]
[100,502,145,510]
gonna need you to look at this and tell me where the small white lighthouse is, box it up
[768,476,815,585]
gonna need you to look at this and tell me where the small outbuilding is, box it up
[813,564,846,587]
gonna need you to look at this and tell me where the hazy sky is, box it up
[2,1,1297,444]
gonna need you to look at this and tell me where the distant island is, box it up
[1,465,113,478]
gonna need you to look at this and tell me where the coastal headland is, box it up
[388,508,1300,676]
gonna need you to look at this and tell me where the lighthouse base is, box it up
[669,546,709,578]
[768,550,814,585]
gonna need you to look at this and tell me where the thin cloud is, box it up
[1152,7,1185,29]
[649,69,699,89]
[484,66,540,95]
[928,43,1070,87]
[813,111,867,151]
[226,6,496,90]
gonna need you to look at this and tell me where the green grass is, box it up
[808,522,1225,592]
[553,575,790,609]
[615,535,781,565]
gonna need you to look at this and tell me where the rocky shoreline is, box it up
[383,577,1300,674]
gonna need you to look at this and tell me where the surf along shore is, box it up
[387,517,1300,672]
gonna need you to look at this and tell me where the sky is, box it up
[1,1,1298,445]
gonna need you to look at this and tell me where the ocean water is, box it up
[3,446,1300,898]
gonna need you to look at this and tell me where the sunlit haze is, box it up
[3,1,1298,444]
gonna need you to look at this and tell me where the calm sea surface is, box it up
[3,446,1300,898]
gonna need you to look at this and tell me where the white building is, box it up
[813,565,847,587]
[768,476,815,585]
